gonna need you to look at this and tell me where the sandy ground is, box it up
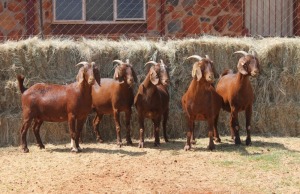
[0,136,299,194]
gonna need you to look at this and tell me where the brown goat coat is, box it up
[17,63,98,153]
[182,77,222,150]
[216,53,259,145]
[134,64,170,148]
[91,78,135,144]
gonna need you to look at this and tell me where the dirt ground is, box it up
[0,136,299,194]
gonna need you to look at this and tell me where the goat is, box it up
[215,50,259,145]
[134,60,170,148]
[91,59,137,146]
[17,61,99,153]
[181,55,222,151]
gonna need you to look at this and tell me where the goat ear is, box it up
[76,68,85,85]
[192,63,202,81]
[150,68,159,85]
[113,66,119,80]
[237,58,248,75]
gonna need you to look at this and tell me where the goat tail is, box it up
[221,69,233,77]
[17,74,27,94]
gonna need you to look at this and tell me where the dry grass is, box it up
[0,136,299,193]
[0,36,300,146]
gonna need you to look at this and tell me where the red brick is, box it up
[172,11,184,19]
[8,29,23,40]
[14,13,25,25]
[207,7,221,17]
[219,0,230,12]
[8,2,23,12]
[0,13,17,31]
[0,3,3,13]
[228,15,243,32]
[183,16,200,34]
[229,0,243,12]
[196,0,211,7]
[148,0,160,5]
[165,4,174,13]
[213,15,229,32]
[147,6,157,31]
[43,1,52,10]
[193,4,205,15]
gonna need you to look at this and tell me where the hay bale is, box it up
[0,36,299,146]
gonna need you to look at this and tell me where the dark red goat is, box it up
[134,60,170,148]
[216,50,259,145]
[17,61,99,153]
[181,55,222,151]
[91,59,137,146]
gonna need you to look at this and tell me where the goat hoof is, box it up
[138,142,144,148]
[191,140,197,145]
[22,147,29,153]
[184,145,191,151]
[234,137,242,145]
[246,138,252,146]
[70,148,79,153]
[214,138,221,143]
[164,138,169,143]
[207,144,216,151]
[38,144,45,149]
[117,142,123,148]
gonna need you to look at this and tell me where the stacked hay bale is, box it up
[0,37,299,146]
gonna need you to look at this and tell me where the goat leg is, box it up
[153,119,160,147]
[125,110,133,145]
[76,119,86,152]
[207,120,216,150]
[245,106,252,146]
[162,110,169,143]
[93,114,104,143]
[138,116,144,148]
[230,110,241,145]
[68,114,79,152]
[184,119,194,151]
[20,118,32,153]
[213,114,221,143]
[32,119,45,149]
[113,110,122,147]
[191,122,197,144]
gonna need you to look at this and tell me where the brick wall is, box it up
[164,0,246,37]
[0,0,26,40]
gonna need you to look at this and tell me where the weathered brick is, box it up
[207,7,221,17]
[14,13,25,25]
[165,4,174,14]
[213,15,229,32]
[147,6,157,31]
[8,29,23,40]
[168,20,181,33]
[43,1,52,10]
[196,0,211,8]
[8,2,23,12]
[193,4,205,15]
[200,22,213,33]
[228,15,243,32]
[183,16,200,34]
[0,13,18,31]
[172,11,184,19]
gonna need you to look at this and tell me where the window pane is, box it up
[55,0,82,20]
[117,0,144,19]
[86,0,113,21]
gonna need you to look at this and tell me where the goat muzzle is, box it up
[206,75,215,83]
[251,70,259,77]
[88,76,95,85]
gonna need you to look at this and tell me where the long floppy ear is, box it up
[113,66,119,80]
[192,63,202,81]
[149,67,159,85]
[76,68,85,85]
[237,58,248,75]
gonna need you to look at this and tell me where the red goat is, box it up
[134,60,170,148]
[215,50,259,145]
[91,59,137,146]
[17,62,99,153]
[181,55,222,151]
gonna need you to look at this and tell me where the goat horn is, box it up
[144,61,158,67]
[160,59,165,65]
[75,61,89,67]
[249,50,258,57]
[234,51,249,56]
[126,59,130,64]
[187,55,203,61]
[113,60,124,65]
[91,62,95,66]
[205,55,210,59]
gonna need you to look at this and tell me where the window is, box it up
[53,0,146,23]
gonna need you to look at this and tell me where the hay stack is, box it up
[0,36,299,146]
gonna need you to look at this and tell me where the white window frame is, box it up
[53,0,146,24]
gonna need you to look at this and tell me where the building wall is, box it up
[0,0,26,40]
[0,0,299,39]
